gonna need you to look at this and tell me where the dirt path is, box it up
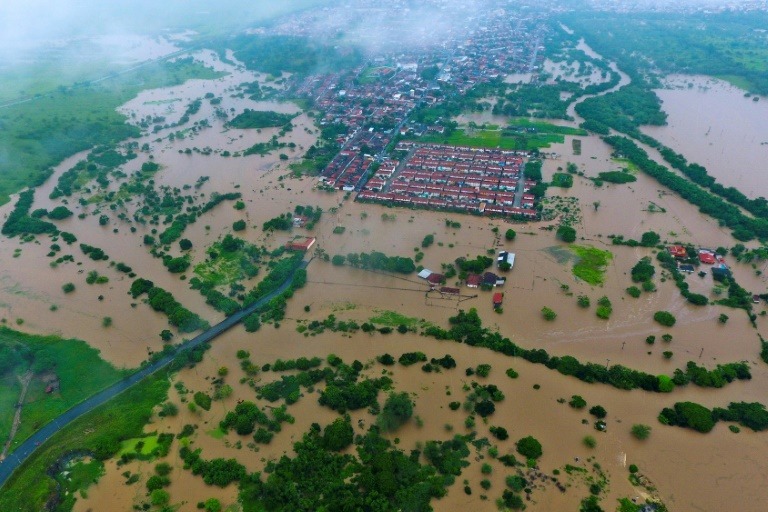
[0,371,33,461]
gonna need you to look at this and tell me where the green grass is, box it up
[0,373,169,512]
[506,118,587,136]
[369,310,426,328]
[0,57,225,206]
[207,427,227,440]
[571,245,612,286]
[421,118,587,151]
[0,374,22,443]
[53,458,105,511]
[193,241,260,287]
[0,327,128,451]
[117,435,160,457]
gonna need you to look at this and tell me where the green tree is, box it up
[515,436,542,459]
[323,416,354,451]
[557,225,576,243]
[505,229,516,241]
[589,405,607,419]
[654,311,676,327]
[378,392,414,431]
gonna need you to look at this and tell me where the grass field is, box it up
[0,327,129,451]
[0,373,169,512]
[571,245,613,286]
[0,374,22,445]
[421,119,587,151]
[118,434,160,457]
[0,58,224,206]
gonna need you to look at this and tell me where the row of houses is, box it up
[356,190,537,218]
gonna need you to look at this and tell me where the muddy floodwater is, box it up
[3,37,768,512]
[642,75,768,200]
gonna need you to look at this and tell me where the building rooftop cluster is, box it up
[357,142,538,218]
[265,2,548,192]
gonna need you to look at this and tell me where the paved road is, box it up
[0,259,308,488]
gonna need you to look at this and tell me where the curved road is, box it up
[0,259,308,488]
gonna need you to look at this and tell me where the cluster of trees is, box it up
[219,401,286,437]
[455,255,493,274]
[631,257,655,283]
[242,253,304,307]
[50,147,131,199]
[576,84,667,138]
[604,136,768,241]
[200,192,242,215]
[332,251,416,275]
[2,190,58,237]
[236,425,456,511]
[80,243,109,261]
[421,308,750,393]
[227,109,296,130]
[611,230,660,248]
[262,213,293,231]
[594,170,636,184]
[179,447,247,487]
[130,278,208,333]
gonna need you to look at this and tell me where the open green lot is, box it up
[421,118,587,151]
[0,373,169,512]
[0,327,128,450]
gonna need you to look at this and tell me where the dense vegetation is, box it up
[332,251,416,275]
[227,109,296,129]
[563,11,768,95]
[0,58,222,205]
[659,401,768,433]
[131,278,208,333]
[423,308,750,393]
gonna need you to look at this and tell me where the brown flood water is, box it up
[5,39,768,512]
[643,75,768,200]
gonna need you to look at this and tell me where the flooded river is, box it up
[643,75,768,200]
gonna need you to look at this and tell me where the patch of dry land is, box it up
[3,51,768,512]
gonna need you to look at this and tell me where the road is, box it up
[0,259,308,488]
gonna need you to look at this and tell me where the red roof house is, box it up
[286,237,316,252]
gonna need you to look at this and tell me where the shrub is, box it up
[489,426,508,440]
[583,435,597,448]
[505,368,519,379]
[626,286,641,298]
[515,436,542,460]
[556,225,576,243]
[194,392,212,411]
[577,295,590,308]
[654,311,676,327]
[541,307,557,321]
[631,424,651,440]
[569,395,587,409]
[233,220,246,231]
[62,282,75,293]
[589,405,607,419]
